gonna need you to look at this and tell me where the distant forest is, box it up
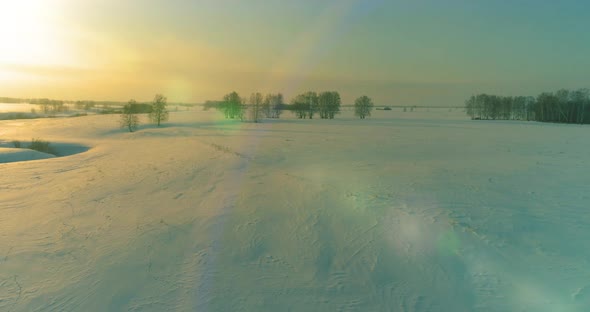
[465,89,590,124]
[0,97,195,108]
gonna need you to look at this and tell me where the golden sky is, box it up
[1,0,589,105]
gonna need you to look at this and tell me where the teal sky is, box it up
[1,0,589,105]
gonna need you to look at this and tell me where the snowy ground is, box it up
[1,108,589,311]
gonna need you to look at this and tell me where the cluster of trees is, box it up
[0,97,142,109]
[534,89,590,124]
[465,94,536,121]
[317,91,342,119]
[216,91,371,121]
[289,91,343,119]
[202,100,222,111]
[0,97,22,103]
[120,94,169,132]
[0,98,68,115]
[219,92,244,119]
[39,102,68,114]
[29,98,64,105]
[0,97,65,104]
[74,100,96,111]
[290,91,319,119]
[465,88,590,124]
[214,91,376,121]
[74,100,125,110]
[354,96,374,119]
[262,93,284,119]
[289,92,375,120]
[214,92,285,122]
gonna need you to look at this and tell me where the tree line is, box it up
[465,88,590,124]
[3,91,374,133]
[119,90,373,132]
[211,91,374,121]
[120,94,169,132]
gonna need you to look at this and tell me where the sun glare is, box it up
[0,0,66,67]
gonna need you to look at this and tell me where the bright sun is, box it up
[0,0,66,67]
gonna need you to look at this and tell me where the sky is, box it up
[0,0,589,105]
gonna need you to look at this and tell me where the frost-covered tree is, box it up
[354,95,374,119]
[149,94,169,126]
[120,99,140,132]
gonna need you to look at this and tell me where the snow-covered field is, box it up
[1,108,588,311]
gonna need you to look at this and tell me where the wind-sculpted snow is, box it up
[0,109,588,311]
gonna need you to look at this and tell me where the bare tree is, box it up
[290,93,308,119]
[302,91,318,119]
[149,94,169,126]
[354,95,374,119]
[249,92,264,122]
[120,99,140,132]
[318,91,341,119]
[271,93,284,118]
[262,94,273,118]
[465,88,590,124]
[263,93,284,118]
[41,103,50,114]
[221,91,244,119]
